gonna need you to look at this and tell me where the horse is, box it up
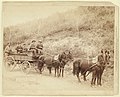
[43,56,61,77]
[58,51,73,77]
[37,51,73,77]
[90,50,111,86]
[73,58,94,82]
[73,50,110,86]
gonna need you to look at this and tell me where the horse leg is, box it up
[39,67,42,74]
[99,67,104,86]
[99,72,103,86]
[55,68,56,77]
[93,76,96,85]
[91,72,94,86]
[59,67,61,77]
[91,77,94,86]
[57,68,60,77]
[77,72,81,82]
[91,70,96,86]
[37,62,42,74]
[62,67,64,77]
[97,72,101,86]
[47,67,52,74]
[83,73,87,81]
[49,67,52,74]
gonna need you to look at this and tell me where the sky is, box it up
[2,2,78,27]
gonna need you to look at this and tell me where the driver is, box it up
[4,43,12,56]
[36,40,43,55]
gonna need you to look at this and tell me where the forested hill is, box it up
[4,6,115,57]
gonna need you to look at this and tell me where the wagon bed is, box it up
[9,53,33,62]
[8,50,38,61]
[5,50,40,73]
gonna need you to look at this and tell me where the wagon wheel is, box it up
[21,61,31,74]
[5,56,16,71]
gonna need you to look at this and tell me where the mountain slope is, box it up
[4,6,115,57]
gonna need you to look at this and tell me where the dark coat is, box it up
[15,45,23,53]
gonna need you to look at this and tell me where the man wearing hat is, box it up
[29,40,39,59]
[22,43,28,52]
[4,43,12,57]
[29,40,36,50]
[15,43,23,53]
[36,40,43,55]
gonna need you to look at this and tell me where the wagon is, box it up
[5,51,41,74]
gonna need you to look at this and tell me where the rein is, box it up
[81,63,98,77]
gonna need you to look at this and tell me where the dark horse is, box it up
[73,50,110,86]
[90,50,110,86]
[38,51,73,77]
[73,58,93,82]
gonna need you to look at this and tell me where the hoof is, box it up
[91,84,95,87]
[39,72,42,74]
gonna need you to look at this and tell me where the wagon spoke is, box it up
[5,56,16,71]
[21,61,31,74]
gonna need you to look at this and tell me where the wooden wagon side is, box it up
[5,50,38,74]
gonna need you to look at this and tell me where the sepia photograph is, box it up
[2,1,119,96]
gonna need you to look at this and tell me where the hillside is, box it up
[4,6,115,57]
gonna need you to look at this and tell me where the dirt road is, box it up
[2,65,114,96]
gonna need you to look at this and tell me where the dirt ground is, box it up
[2,64,114,96]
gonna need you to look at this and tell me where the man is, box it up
[29,40,36,50]
[59,52,67,62]
[67,51,73,61]
[97,49,105,66]
[15,43,23,53]
[4,43,12,56]
[105,50,110,65]
[22,43,28,52]
[36,40,43,55]
[29,40,38,59]
[96,49,106,86]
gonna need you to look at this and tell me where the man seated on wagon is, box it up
[29,40,38,59]
[36,40,43,56]
[15,43,23,54]
[29,40,36,50]
[22,43,28,52]
[4,43,12,56]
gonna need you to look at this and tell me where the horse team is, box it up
[37,51,73,77]
[37,49,110,86]
[5,41,111,86]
